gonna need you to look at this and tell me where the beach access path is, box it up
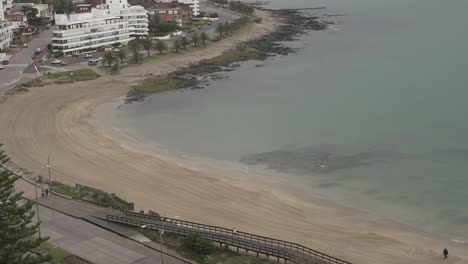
[15,178,189,264]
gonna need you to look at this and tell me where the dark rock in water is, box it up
[125,8,331,103]
[240,146,393,174]
[125,90,146,104]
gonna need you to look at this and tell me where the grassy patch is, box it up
[48,181,132,210]
[141,232,276,264]
[133,77,194,94]
[33,242,73,263]
[45,69,101,81]
[204,45,265,66]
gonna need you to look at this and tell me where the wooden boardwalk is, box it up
[104,211,351,264]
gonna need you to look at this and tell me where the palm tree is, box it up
[141,36,153,57]
[155,41,167,54]
[174,39,181,53]
[192,33,199,47]
[117,49,127,63]
[200,32,209,45]
[181,37,189,49]
[103,51,116,67]
[128,39,141,63]
[216,23,224,37]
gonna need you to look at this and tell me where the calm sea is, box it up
[111,0,468,240]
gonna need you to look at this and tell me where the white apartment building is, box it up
[53,8,133,55]
[0,0,13,51]
[158,0,200,16]
[101,0,148,37]
[2,0,13,11]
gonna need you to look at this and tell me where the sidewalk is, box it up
[14,178,188,264]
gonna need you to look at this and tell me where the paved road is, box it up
[10,177,187,264]
[0,29,52,92]
[32,204,187,264]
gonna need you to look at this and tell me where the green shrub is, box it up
[181,234,216,256]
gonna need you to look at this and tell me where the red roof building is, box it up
[149,1,192,29]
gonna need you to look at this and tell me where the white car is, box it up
[98,57,103,61]
[112,48,120,52]
[85,54,93,58]
[88,58,99,63]
[0,65,5,70]
[51,59,62,64]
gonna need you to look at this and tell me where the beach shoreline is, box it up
[1,9,468,264]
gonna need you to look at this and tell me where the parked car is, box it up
[51,59,62,64]
[35,48,41,55]
[0,65,5,70]
[23,43,28,48]
[88,60,98,66]
[85,54,93,58]
[60,61,68,66]
[112,48,120,52]
[72,53,79,57]
[98,57,103,61]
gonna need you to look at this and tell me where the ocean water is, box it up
[111,0,468,240]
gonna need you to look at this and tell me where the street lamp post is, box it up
[47,155,52,192]
[34,176,41,238]
[159,215,179,264]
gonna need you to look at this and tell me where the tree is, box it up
[216,23,225,37]
[46,0,75,14]
[181,37,189,50]
[117,49,127,63]
[200,32,209,45]
[155,41,167,54]
[192,33,199,47]
[102,51,116,67]
[0,145,50,264]
[173,39,181,53]
[141,36,153,57]
[223,22,231,34]
[128,39,142,63]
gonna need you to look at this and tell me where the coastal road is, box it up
[33,204,187,264]
[0,29,52,92]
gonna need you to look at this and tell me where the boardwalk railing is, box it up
[106,211,351,264]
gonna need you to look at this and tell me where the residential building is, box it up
[157,0,199,16]
[0,0,13,51]
[2,0,12,11]
[148,1,192,28]
[100,0,148,37]
[75,4,93,13]
[52,8,133,55]
[5,10,27,32]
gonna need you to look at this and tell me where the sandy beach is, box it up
[1,10,468,264]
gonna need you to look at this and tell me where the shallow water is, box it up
[112,0,468,240]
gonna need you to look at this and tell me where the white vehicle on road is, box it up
[85,54,93,58]
[0,65,5,70]
[51,59,62,64]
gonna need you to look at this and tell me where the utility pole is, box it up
[34,176,41,238]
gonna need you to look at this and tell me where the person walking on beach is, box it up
[443,248,448,259]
